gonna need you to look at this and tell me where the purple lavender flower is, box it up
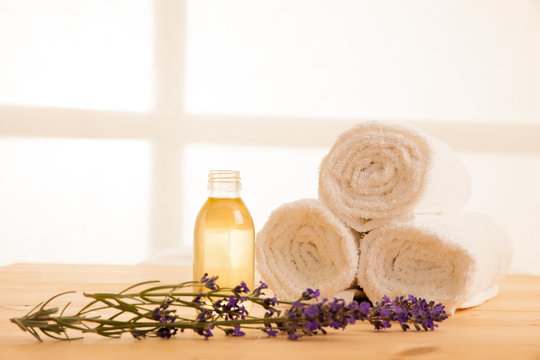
[200,273,219,290]
[262,295,279,308]
[376,320,390,330]
[131,331,145,340]
[151,307,160,321]
[372,295,448,331]
[212,296,248,321]
[265,328,279,337]
[380,308,393,318]
[253,281,268,297]
[408,297,448,331]
[225,296,238,307]
[301,288,320,301]
[223,326,245,337]
[194,326,214,339]
[193,305,215,340]
[287,331,302,340]
[151,299,176,324]
[290,300,304,311]
[305,305,319,317]
[233,326,245,337]
[196,307,213,323]
[329,298,345,311]
[157,327,178,339]
[330,320,343,329]
[359,301,371,316]
[156,327,170,338]
[193,294,205,304]
[305,321,319,331]
[233,281,250,294]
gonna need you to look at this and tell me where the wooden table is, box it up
[1,263,539,360]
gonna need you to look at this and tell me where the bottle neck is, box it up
[208,170,242,198]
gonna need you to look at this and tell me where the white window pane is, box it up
[182,144,327,248]
[0,0,153,111]
[186,0,540,123]
[0,138,151,265]
[462,153,540,275]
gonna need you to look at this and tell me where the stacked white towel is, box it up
[357,212,513,314]
[318,122,471,232]
[256,199,359,300]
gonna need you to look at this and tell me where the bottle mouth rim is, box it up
[209,170,240,179]
[209,169,240,175]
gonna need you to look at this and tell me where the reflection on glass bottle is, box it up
[193,170,255,290]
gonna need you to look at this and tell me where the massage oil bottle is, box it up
[193,170,255,291]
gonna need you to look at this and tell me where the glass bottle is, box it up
[193,170,255,290]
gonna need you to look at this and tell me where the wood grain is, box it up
[1,263,539,360]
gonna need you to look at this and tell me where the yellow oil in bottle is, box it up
[193,171,255,291]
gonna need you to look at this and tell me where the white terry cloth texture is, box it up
[318,122,471,232]
[357,212,513,314]
[256,199,359,300]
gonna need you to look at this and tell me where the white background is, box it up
[1,0,539,275]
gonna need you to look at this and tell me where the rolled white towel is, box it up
[319,121,471,232]
[256,199,359,300]
[357,212,513,314]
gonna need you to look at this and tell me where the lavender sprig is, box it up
[279,294,449,340]
[10,275,448,342]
